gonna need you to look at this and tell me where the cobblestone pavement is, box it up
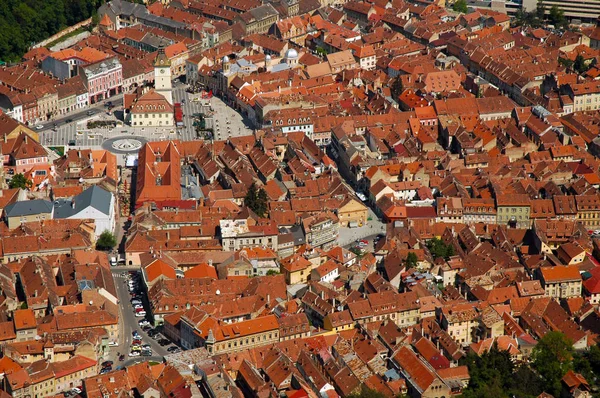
[338,208,386,247]
[40,83,255,156]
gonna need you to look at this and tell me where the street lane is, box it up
[113,270,168,366]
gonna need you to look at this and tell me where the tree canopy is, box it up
[96,230,117,251]
[8,173,33,190]
[452,0,468,13]
[461,344,543,398]
[532,331,574,396]
[244,183,268,217]
[426,237,455,260]
[405,252,418,268]
[0,0,103,62]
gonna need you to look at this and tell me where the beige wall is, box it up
[544,280,582,299]
[208,329,279,355]
[131,112,174,127]
[7,211,52,229]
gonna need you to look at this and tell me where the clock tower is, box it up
[154,47,173,105]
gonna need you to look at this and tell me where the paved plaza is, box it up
[39,83,255,157]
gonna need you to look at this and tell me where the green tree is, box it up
[405,252,418,268]
[391,76,404,100]
[0,0,103,62]
[452,0,468,13]
[461,346,515,398]
[256,187,268,218]
[266,269,280,276]
[96,230,117,251]
[348,385,387,398]
[574,54,589,74]
[559,57,574,70]
[315,47,327,57]
[531,332,573,396]
[426,237,455,260]
[536,0,546,22]
[548,5,565,27]
[8,173,33,190]
[244,183,268,217]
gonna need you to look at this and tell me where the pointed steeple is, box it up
[154,46,171,67]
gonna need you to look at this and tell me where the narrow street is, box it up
[112,270,169,367]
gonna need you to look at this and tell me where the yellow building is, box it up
[280,253,312,284]
[496,194,531,229]
[4,199,54,230]
[197,315,280,355]
[538,265,582,299]
[129,90,174,128]
[323,310,355,332]
[568,81,600,112]
[337,197,369,227]
[52,355,97,394]
[438,304,479,346]
[576,194,600,229]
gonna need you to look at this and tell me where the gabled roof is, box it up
[54,185,113,218]
[145,259,177,282]
[4,199,53,218]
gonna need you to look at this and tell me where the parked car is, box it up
[142,344,151,349]
[132,299,142,305]
[132,330,140,337]
[141,350,152,356]
[138,319,149,326]
[128,351,140,357]
[158,339,170,346]
[133,304,144,310]
[72,387,82,394]
[101,361,114,368]
[131,345,141,351]
[35,125,44,130]
[167,346,180,353]
[119,354,125,361]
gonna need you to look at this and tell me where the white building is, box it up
[53,185,116,238]
[154,48,173,105]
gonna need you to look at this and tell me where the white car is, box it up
[128,351,140,357]
[72,387,82,394]
[138,320,150,326]
[108,341,118,347]
[135,311,147,317]
[134,304,144,310]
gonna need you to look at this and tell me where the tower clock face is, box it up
[160,69,165,74]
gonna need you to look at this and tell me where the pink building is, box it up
[80,57,123,104]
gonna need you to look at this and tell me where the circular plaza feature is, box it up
[102,136,148,154]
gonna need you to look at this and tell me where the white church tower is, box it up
[154,47,173,105]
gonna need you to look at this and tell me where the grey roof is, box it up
[271,63,291,73]
[4,199,53,218]
[137,12,188,30]
[54,186,112,219]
